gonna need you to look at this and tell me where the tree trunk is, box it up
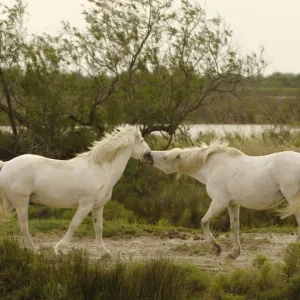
[0,67,19,153]
[0,68,18,137]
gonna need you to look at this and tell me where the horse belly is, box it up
[30,192,79,208]
[31,177,96,208]
[229,169,284,210]
[236,190,284,210]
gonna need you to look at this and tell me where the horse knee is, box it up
[93,223,103,232]
[201,218,208,229]
[231,223,239,232]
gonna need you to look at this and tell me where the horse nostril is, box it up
[143,151,153,165]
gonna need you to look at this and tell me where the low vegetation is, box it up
[1,237,300,299]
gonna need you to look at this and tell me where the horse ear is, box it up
[134,130,141,138]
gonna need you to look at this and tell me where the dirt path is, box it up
[31,231,296,272]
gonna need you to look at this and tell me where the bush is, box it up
[0,238,209,300]
[283,272,300,300]
[3,235,300,299]
[283,242,300,276]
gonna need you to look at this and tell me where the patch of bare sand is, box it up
[29,232,297,272]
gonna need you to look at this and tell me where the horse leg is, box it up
[291,210,300,242]
[55,203,93,254]
[201,200,225,256]
[0,192,14,222]
[226,205,241,259]
[280,190,300,241]
[92,206,112,257]
[14,198,35,251]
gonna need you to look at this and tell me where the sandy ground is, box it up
[29,231,297,272]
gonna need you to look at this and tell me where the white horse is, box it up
[143,140,300,259]
[0,125,150,256]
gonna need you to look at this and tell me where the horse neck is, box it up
[188,152,229,185]
[107,146,132,187]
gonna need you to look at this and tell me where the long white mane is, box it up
[75,125,141,165]
[166,140,243,174]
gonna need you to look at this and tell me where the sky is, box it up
[6,0,300,75]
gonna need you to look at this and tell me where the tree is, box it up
[0,0,267,157]
[61,0,266,142]
[60,0,174,132]
[0,0,27,149]
[0,1,96,157]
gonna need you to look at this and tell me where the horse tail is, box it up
[279,198,300,219]
[0,161,12,222]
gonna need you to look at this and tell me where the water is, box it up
[1,124,298,140]
[153,124,299,140]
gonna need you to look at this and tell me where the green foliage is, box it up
[0,0,267,155]
[181,263,210,293]
[261,72,300,89]
[0,126,95,160]
[252,254,268,268]
[4,226,300,299]
[283,242,300,277]
[212,268,252,295]
[0,238,206,300]
[283,272,300,300]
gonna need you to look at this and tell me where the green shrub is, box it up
[253,259,278,292]
[282,272,300,300]
[252,254,268,268]
[182,263,210,293]
[212,268,252,296]
[283,242,300,276]
[0,238,209,300]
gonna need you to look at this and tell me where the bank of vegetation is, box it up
[1,237,300,299]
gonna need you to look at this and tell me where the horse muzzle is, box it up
[143,151,153,165]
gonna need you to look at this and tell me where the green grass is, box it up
[243,226,296,234]
[2,237,300,299]
[1,197,297,240]
[0,217,203,239]
[0,237,208,300]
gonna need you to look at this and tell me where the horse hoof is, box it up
[212,244,222,256]
[54,245,68,255]
[226,249,240,260]
[226,253,236,260]
[24,244,38,253]
[96,245,114,258]
[97,248,114,259]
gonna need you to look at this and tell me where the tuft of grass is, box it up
[283,242,300,277]
[0,237,209,300]
[252,254,269,268]
[3,235,300,299]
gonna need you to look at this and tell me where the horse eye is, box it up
[141,139,144,142]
